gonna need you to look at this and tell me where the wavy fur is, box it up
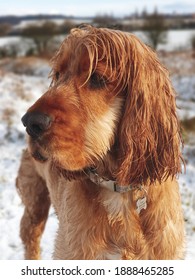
[16,26,185,260]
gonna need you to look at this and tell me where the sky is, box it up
[0,0,195,17]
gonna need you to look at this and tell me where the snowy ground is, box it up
[0,53,195,260]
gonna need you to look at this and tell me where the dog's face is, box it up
[22,26,182,186]
[22,28,123,171]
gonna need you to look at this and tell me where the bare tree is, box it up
[93,14,118,28]
[21,21,59,56]
[0,23,11,36]
[142,8,168,50]
[59,20,75,34]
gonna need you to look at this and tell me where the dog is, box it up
[16,25,185,260]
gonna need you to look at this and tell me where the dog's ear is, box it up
[116,36,183,186]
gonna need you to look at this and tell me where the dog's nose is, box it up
[21,112,52,138]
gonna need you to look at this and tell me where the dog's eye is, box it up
[89,73,107,90]
[55,71,60,80]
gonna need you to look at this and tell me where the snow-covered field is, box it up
[0,51,195,260]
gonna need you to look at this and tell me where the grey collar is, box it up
[88,168,143,193]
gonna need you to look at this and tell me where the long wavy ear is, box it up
[116,35,183,186]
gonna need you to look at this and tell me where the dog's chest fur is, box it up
[46,169,146,258]
[35,160,143,259]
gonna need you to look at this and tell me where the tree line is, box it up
[0,10,195,57]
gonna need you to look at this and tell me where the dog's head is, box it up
[22,26,182,186]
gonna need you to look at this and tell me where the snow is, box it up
[134,29,195,51]
[0,60,57,259]
[0,36,21,47]
[0,52,195,260]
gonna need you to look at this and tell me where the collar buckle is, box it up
[114,183,143,193]
[88,168,143,194]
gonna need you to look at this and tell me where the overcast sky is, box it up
[0,0,194,17]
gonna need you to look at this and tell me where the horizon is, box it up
[0,10,194,19]
[0,0,195,17]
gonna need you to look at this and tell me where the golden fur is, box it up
[16,26,185,259]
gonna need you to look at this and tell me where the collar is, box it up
[87,168,143,193]
[88,168,147,214]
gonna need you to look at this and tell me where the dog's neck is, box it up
[57,149,145,193]
[57,165,143,194]
[87,167,143,193]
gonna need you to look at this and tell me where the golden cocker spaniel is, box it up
[16,26,185,260]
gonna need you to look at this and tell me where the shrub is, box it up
[21,21,59,56]
[191,34,195,57]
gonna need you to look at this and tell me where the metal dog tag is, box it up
[136,196,147,214]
